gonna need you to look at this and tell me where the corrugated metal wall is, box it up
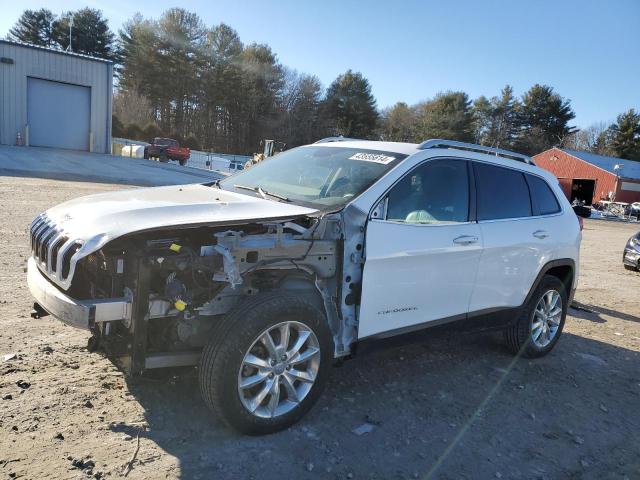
[534,148,618,203]
[0,41,112,153]
[614,181,640,203]
[535,148,640,204]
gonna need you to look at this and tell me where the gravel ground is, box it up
[0,176,639,480]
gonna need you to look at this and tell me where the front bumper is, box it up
[27,257,132,330]
[623,248,640,268]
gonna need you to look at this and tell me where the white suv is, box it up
[27,138,581,434]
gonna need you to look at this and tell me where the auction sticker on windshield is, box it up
[349,152,396,164]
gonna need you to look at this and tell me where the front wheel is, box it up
[199,293,332,434]
[505,275,567,358]
[179,158,187,166]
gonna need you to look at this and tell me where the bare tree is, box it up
[112,89,154,127]
[561,122,614,155]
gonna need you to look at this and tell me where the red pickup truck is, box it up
[143,138,190,166]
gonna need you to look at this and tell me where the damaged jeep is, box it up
[27,138,581,434]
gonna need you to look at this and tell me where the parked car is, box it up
[27,138,581,434]
[623,231,640,271]
[143,138,190,166]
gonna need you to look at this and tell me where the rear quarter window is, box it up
[526,174,561,215]
[474,162,532,221]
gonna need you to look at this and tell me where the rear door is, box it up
[468,162,557,314]
[358,158,482,339]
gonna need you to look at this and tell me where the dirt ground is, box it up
[0,175,639,480]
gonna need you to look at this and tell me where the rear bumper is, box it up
[27,257,132,330]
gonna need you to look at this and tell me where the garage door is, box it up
[27,78,91,151]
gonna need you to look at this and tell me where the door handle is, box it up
[453,235,479,245]
[533,230,549,239]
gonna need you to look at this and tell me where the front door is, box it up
[358,159,482,339]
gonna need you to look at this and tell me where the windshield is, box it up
[218,146,406,210]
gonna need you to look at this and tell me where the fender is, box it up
[523,258,576,307]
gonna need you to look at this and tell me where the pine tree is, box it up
[8,9,56,47]
[323,70,379,139]
[379,102,416,142]
[236,43,285,152]
[516,84,576,155]
[52,8,117,60]
[414,91,474,142]
[472,86,520,149]
[200,23,244,150]
[610,109,640,160]
[472,95,493,144]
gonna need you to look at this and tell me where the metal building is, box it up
[0,39,112,153]
[534,147,640,205]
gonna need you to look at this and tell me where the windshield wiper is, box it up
[234,184,290,202]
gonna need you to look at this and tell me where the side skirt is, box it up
[353,306,522,356]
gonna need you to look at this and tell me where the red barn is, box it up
[534,148,640,205]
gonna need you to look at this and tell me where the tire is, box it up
[87,334,100,352]
[159,152,168,163]
[199,292,332,435]
[143,150,149,160]
[504,275,567,358]
[179,158,187,166]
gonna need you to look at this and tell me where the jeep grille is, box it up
[30,214,81,285]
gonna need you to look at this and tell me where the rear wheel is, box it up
[199,292,332,434]
[505,275,567,358]
[179,158,187,166]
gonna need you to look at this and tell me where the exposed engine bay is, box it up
[65,210,366,375]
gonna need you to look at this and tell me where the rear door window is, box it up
[525,174,561,215]
[474,162,532,221]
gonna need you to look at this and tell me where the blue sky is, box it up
[2,0,639,128]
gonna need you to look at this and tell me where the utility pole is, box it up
[68,17,73,52]
[611,163,624,214]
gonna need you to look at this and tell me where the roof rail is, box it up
[314,136,362,144]
[418,139,535,165]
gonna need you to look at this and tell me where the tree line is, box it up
[380,87,640,160]
[7,7,640,159]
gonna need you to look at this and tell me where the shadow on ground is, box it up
[570,302,639,324]
[115,328,640,479]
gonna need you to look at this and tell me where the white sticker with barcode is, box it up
[348,152,396,164]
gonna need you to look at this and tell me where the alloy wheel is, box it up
[531,289,562,348]
[237,321,320,419]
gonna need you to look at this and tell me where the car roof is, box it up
[308,138,557,182]
[311,140,420,156]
